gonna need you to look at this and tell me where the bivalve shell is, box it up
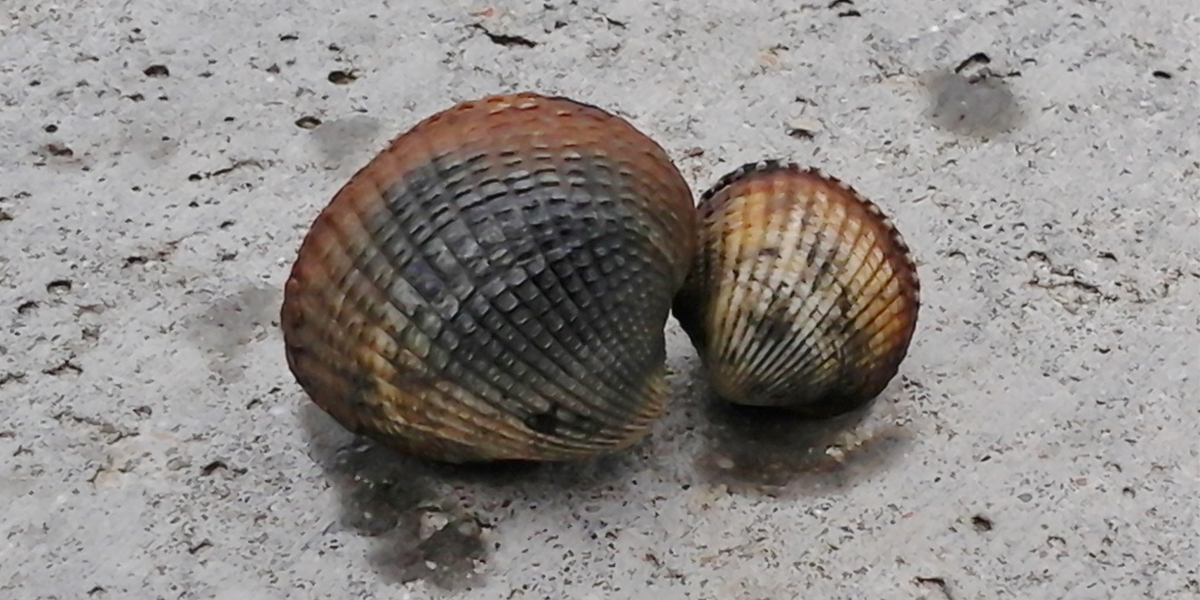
[281,93,697,463]
[673,160,920,417]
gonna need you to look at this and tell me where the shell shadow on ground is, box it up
[691,383,917,498]
[298,402,640,591]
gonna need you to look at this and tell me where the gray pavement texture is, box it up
[1,0,1198,598]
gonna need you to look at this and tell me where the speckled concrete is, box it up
[2,1,1198,598]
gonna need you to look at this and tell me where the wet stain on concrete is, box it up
[309,115,384,171]
[923,56,1023,137]
[188,283,278,382]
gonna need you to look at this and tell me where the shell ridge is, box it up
[768,197,852,381]
[731,267,795,384]
[295,263,551,458]
[698,208,732,362]
[531,233,652,405]
[817,189,919,395]
[716,197,769,389]
[756,327,839,402]
[754,175,894,394]
[723,186,807,392]
[351,185,572,454]
[764,284,856,398]
[824,254,897,389]
[753,291,840,402]
[736,176,833,387]
[771,201,914,406]
[821,182,920,328]
[839,269,915,382]
[372,373,555,457]
[801,184,886,399]
[705,193,744,370]
[722,178,783,374]
[515,180,663,431]
[831,177,922,304]
[419,177,648,441]
[630,172,698,289]
[755,215,879,398]
[561,165,671,374]
[369,168,624,453]
[508,176,666,411]
[702,168,804,401]
[509,173,652,393]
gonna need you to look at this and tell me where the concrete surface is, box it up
[2,0,1198,598]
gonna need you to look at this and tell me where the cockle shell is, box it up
[280,93,697,463]
[672,161,920,417]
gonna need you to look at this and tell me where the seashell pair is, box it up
[280,92,920,464]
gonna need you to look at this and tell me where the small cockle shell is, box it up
[672,160,920,418]
[280,92,697,463]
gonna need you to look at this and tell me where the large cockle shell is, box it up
[280,93,697,463]
[673,161,920,417]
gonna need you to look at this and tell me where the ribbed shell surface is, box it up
[673,161,920,417]
[280,93,697,463]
